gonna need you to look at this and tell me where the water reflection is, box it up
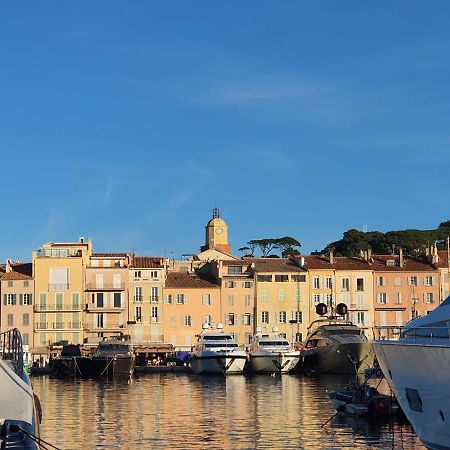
[31,374,425,449]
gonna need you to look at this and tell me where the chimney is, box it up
[79,236,85,244]
[399,248,404,268]
[367,249,372,262]
[329,250,334,265]
[5,259,12,273]
[300,256,305,267]
[432,244,440,265]
[359,250,364,258]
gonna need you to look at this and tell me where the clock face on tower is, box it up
[216,228,223,235]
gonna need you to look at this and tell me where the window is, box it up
[293,311,303,323]
[291,275,306,282]
[261,311,269,324]
[7,281,13,288]
[184,315,192,327]
[356,278,364,291]
[228,266,243,275]
[203,315,212,325]
[23,313,29,326]
[97,313,104,328]
[396,293,402,304]
[257,275,272,282]
[151,306,158,321]
[377,277,385,287]
[326,294,333,307]
[165,294,173,304]
[396,311,403,325]
[151,287,159,302]
[243,313,251,326]
[380,311,387,326]
[4,294,16,305]
[378,293,387,304]
[176,294,186,305]
[386,259,396,266]
[202,294,212,305]
[261,289,269,302]
[313,294,321,305]
[278,311,287,323]
[22,294,32,305]
[96,293,104,308]
[342,278,350,292]
[23,281,29,288]
[72,293,79,309]
[313,277,320,289]
[150,271,158,278]
[114,293,121,308]
[326,276,333,289]
[7,314,13,326]
[244,295,251,306]
[23,334,29,346]
[228,295,234,306]
[357,312,365,325]
[243,281,253,288]
[135,307,142,322]
[275,275,289,282]
[56,293,64,310]
[409,277,418,287]
[134,287,143,302]
[424,276,433,287]
[395,277,401,287]
[49,268,69,291]
[114,260,121,268]
[425,293,434,304]
[228,313,235,326]
[278,289,286,302]
[226,281,236,288]
[245,333,252,345]
[134,271,141,279]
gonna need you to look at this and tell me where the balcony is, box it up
[150,296,159,303]
[37,249,82,258]
[84,324,125,333]
[130,335,165,345]
[34,303,82,312]
[134,295,143,302]
[35,322,82,330]
[49,283,69,291]
[85,303,125,312]
[85,282,125,291]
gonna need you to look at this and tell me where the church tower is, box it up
[200,208,231,254]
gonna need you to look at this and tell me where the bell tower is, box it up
[200,208,231,254]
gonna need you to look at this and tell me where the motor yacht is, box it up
[373,295,450,450]
[248,327,301,374]
[51,344,91,378]
[90,337,135,379]
[190,323,247,375]
[301,303,374,374]
[0,328,41,449]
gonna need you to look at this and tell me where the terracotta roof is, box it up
[0,263,33,280]
[436,250,450,268]
[165,272,219,289]
[371,255,437,272]
[245,258,306,273]
[92,253,128,258]
[222,260,251,266]
[131,257,164,269]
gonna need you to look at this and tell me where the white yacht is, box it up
[190,323,247,375]
[248,327,301,374]
[0,328,41,449]
[373,296,450,450]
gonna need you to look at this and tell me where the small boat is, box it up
[190,323,247,375]
[0,328,42,449]
[329,384,400,416]
[301,303,374,375]
[90,337,135,379]
[51,344,91,378]
[248,327,301,374]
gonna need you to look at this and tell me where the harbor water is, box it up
[32,374,425,449]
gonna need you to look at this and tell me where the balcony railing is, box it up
[48,283,69,291]
[130,335,165,344]
[37,249,82,258]
[85,303,125,312]
[134,295,143,302]
[35,322,81,330]
[85,282,125,291]
[150,296,159,303]
[35,304,82,312]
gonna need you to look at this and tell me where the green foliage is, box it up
[323,222,450,257]
[243,237,301,257]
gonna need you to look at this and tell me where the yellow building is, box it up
[200,208,231,254]
[253,258,309,343]
[128,256,165,344]
[32,239,92,346]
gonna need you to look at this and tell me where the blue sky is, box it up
[1,2,450,261]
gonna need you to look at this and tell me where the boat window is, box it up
[305,339,318,349]
[203,335,232,341]
[261,341,289,347]
[324,329,361,336]
[204,343,238,348]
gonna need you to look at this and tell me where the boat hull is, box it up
[302,342,374,374]
[190,353,247,375]
[90,356,135,378]
[51,357,92,378]
[374,341,450,450]
[248,352,300,374]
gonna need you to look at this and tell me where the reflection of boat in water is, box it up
[302,303,374,374]
[248,327,300,374]
[373,295,450,450]
[190,324,247,375]
[51,344,91,378]
[0,328,42,449]
[90,338,135,379]
[329,384,400,416]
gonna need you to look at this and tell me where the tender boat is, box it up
[373,295,450,450]
[90,338,135,379]
[328,384,400,417]
[190,323,247,375]
[51,344,91,378]
[248,327,301,374]
[0,328,42,449]
[301,303,374,375]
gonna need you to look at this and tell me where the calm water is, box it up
[32,374,425,450]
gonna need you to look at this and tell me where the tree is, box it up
[439,220,450,229]
[242,237,301,257]
[238,246,253,257]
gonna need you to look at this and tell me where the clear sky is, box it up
[1,2,449,261]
